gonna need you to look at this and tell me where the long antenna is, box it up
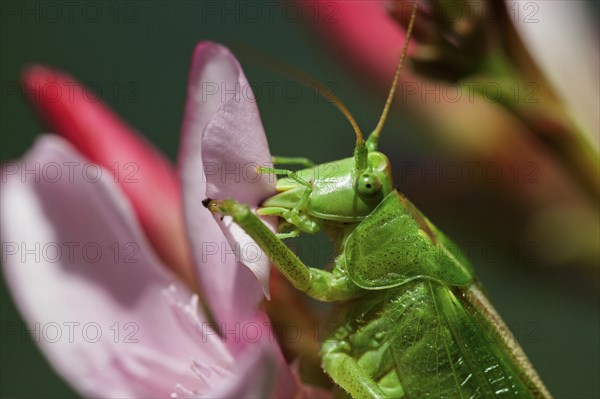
[263,54,369,170]
[306,76,365,144]
[368,0,420,150]
[234,45,365,144]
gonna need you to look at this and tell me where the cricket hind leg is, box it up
[321,337,390,399]
[321,300,407,399]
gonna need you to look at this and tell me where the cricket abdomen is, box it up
[321,280,549,398]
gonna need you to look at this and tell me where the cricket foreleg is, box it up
[257,167,318,233]
[205,198,360,302]
[271,155,315,167]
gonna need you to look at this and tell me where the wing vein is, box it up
[428,281,465,399]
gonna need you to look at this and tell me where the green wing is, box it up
[332,280,550,398]
[345,191,473,290]
[388,281,548,398]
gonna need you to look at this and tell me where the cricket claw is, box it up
[202,198,224,215]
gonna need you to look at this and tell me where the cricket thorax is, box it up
[343,191,474,290]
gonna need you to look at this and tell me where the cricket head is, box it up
[261,145,394,223]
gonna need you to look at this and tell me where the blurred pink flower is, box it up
[508,0,599,151]
[1,42,304,398]
[300,0,599,268]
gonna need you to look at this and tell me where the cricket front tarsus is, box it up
[201,197,212,208]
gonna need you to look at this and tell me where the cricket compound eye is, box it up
[355,172,382,197]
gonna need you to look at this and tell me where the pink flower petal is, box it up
[179,42,275,325]
[1,136,225,398]
[199,44,278,295]
[209,340,278,398]
[217,219,272,300]
[199,81,275,205]
[164,288,301,398]
[172,343,279,399]
[21,66,195,287]
[209,313,299,399]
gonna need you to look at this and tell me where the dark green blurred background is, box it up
[1,1,598,398]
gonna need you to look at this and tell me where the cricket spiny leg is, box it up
[204,198,360,302]
[258,166,313,214]
[272,156,315,168]
[256,205,320,235]
[257,166,311,189]
[321,337,389,399]
[257,166,319,234]
[275,229,301,240]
